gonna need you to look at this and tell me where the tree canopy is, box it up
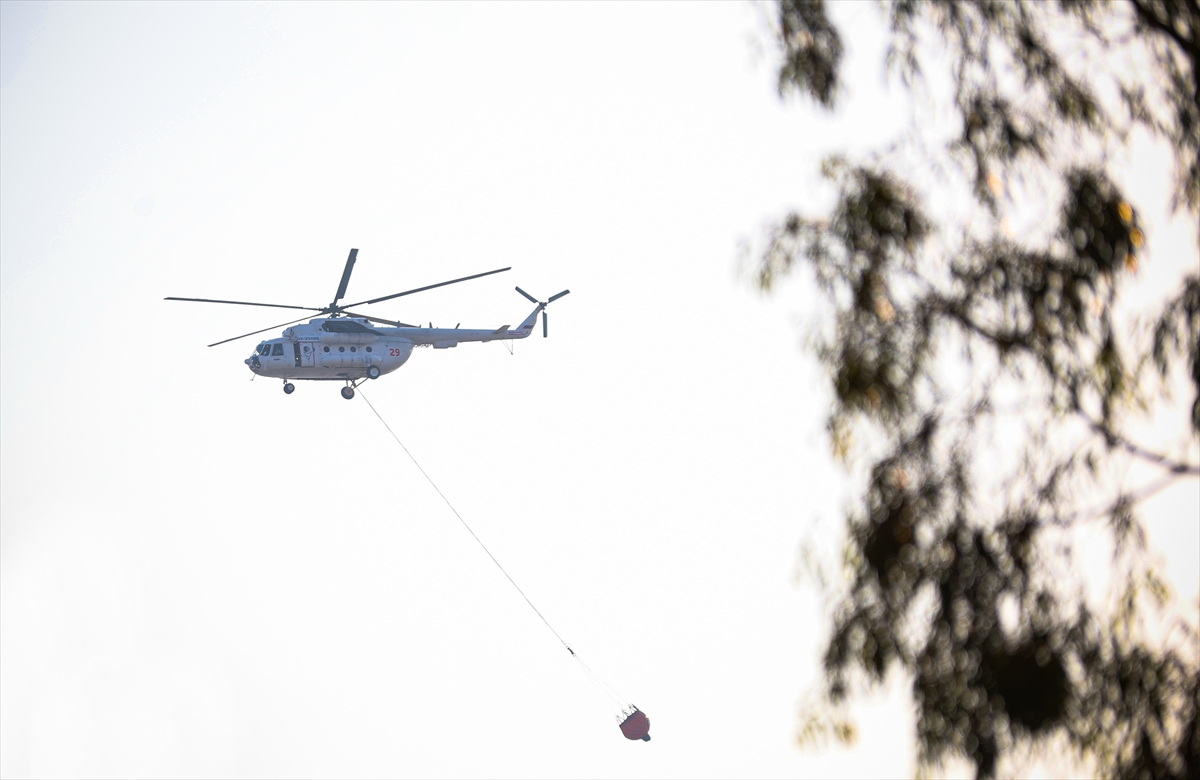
[756,1,1200,777]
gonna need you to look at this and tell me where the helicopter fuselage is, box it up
[167,248,567,398]
[244,312,540,382]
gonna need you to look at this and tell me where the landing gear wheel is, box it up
[341,386,355,400]
[283,383,295,395]
[367,365,381,380]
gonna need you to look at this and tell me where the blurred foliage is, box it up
[760,1,1199,777]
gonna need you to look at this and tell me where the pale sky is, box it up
[1,3,1196,779]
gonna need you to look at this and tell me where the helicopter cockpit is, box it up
[247,341,284,372]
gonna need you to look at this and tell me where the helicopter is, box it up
[166,248,569,399]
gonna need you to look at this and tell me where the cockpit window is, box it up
[257,344,271,355]
[271,343,284,356]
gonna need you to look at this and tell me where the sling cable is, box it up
[359,389,651,742]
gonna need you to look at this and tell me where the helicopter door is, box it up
[295,342,316,368]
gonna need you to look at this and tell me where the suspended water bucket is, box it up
[619,708,651,741]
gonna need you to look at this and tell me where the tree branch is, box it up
[1079,410,1200,475]
[1127,0,1199,64]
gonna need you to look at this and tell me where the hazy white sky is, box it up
[1,2,1195,778]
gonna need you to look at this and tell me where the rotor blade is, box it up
[342,267,511,308]
[207,314,316,348]
[515,286,539,304]
[542,310,548,338]
[548,289,570,303]
[333,248,358,303]
[341,310,417,328]
[165,297,323,312]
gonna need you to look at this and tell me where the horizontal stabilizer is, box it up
[493,325,510,335]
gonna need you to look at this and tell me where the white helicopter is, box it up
[166,249,569,399]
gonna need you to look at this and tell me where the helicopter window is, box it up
[323,346,330,353]
[258,344,270,355]
[350,346,356,353]
[338,346,345,353]
[365,346,372,352]
[271,343,284,357]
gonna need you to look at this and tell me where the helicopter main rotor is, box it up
[165,248,511,347]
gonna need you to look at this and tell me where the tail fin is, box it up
[513,304,544,337]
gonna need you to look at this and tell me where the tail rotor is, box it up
[516,286,570,337]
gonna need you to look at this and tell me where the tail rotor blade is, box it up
[516,286,539,304]
[548,289,570,303]
[542,310,548,338]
